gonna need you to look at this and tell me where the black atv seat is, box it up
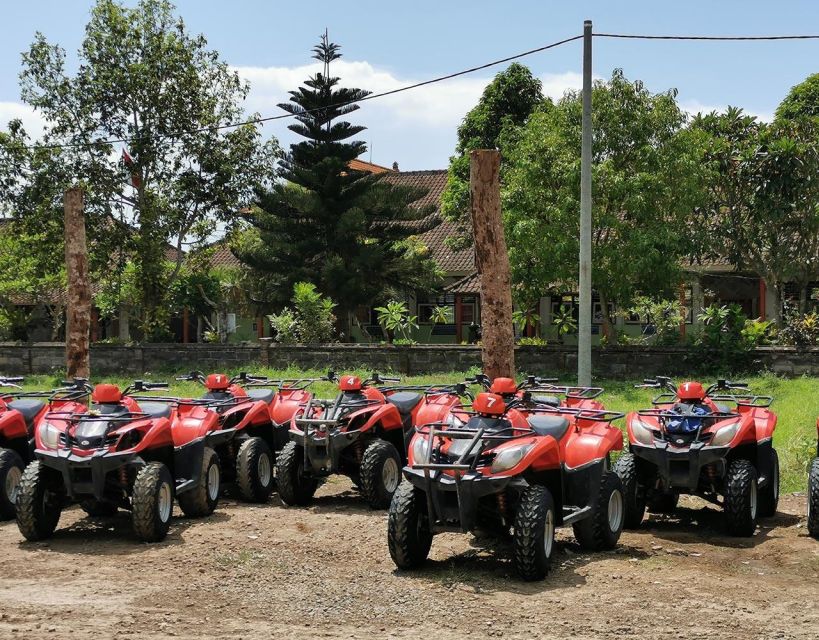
[7,399,45,425]
[527,415,570,441]
[387,392,423,415]
[532,395,560,408]
[138,402,172,419]
[247,389,275,405]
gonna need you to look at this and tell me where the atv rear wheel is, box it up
[757,448,779,518]
[0,448,25,520]
[236,437,274,503]
[807,457,819,538]
[16,461,62,541]
[513,484,556,581]
[178,447,221,518]
[360,439,402,510]
[275,441,318,506]
[647,491,679,514]
[80,499,118,517]
[614,453,645,528]
[723,459,758,537]
[388,481,433,569]
[573,471,624,551]
[132,462,174,542]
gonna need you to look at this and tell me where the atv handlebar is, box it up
[0,376,24,389]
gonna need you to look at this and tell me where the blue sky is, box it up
[1,0,817,170]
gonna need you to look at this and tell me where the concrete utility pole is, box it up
[578,19,593,387]
[64,186,91,379]
[470,149,515,379]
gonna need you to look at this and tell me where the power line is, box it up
[594,32,819,41]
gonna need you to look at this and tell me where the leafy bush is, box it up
[518,336,548,346]
[267,282,336,344]
[777,302,819,346]
[375,300,418,343]
[552,305,577,342]
[622,296,685,346]
[688,303,770,373]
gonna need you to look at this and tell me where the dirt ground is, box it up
[0,480,817,640]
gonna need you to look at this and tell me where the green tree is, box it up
[504,69,706,341]
[3,0,275,340]
[235,34,441,333]
[440,63,545,252]
[776,73,819,121]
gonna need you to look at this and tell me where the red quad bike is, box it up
[615,377,779,537]
[808,418,819,538]
[277,373,469,509]
[467,373,607,412]
[175,371,328,502]
[0,376,52,519]
[388,388,626,581]
[17,379,233,543]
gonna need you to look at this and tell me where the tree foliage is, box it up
[775,73,819,122]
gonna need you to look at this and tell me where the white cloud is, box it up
[679,99,773,123]
[0,102,46,138]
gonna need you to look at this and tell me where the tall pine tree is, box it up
[235,34,441,331]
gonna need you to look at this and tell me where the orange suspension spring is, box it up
[119,466,128,486]
[496,493,507,520]
[703,463,719,484]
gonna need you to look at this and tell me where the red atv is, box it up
[17,379,232,542]
[388,387,626,581]
[277,373,468,509]
[175,371,328,502]
[615,377,779,536]
[0,376,52,519]
[467,373,606,411]
[808,418,819,538]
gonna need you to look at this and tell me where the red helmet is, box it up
[678,381,706,402]
[205,373,230,391]
[489,377,517,397]
[92,383,122,404]
[339,375,363,392]
[473,392,505,416]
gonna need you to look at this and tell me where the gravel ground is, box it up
[0,479,817,640]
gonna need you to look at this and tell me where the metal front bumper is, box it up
[36,448,140,501]
[290,427,362,476]
[630,442,729,490]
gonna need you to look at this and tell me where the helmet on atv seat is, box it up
[678,381,706,402]
[339,375,363,392]
[473,392,505,416]
[205,373,230,391]
[92,383,122,404]
[489,377,517,397]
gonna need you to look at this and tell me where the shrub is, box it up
[778,302,819,346]
[267,283,336,344]
[375,300,418,343]
[622,296,685,346]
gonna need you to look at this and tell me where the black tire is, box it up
[614,453,646,529]
[647,491,679,514]
[236,437,274,503]
[723,459,758,537]
[388,481,433,569]
[573,471,625,551]
[131,462,174,542]
[80,499,118,517]
[513,484,556,581]
[807,457,819,539]
[275,441,318,506]
[16,461,62,541]
[360,438,402,510]
[178,447,220,518]
[757,448,779,518]
[0,448,25,520]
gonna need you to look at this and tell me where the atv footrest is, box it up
[175,478,195,494]
[561,505,591,525]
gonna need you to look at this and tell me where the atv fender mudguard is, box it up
[563,424,623,470]
[0,410,29,441]
[173,436,207,495]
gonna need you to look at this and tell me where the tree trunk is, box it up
[766,278,782,327]
[64,187,90,379]
[218,307,229,344]
[799,285,808,315]
[118,306,131,341]
[599,292,616,345]
[470,150,514,379]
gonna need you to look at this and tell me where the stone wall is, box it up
[2,342,819,378]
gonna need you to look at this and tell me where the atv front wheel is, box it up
[275,441,318,506]
[807,457,819,538]
[80,499,118,517]
[178,447,221,518]
[388,481,433,569]
[360,439,402,509]
[16,461,62,541]
[613,453,645,528]
[723,459,758,537]
[513,484,556,581]
[132,462,174,542]
[573,471,625,551]
[236,437,274,503]
[757,448,779,518]
[647,491,679,514]
[0,448,25,520]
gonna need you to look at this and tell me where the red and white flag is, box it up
[121,148,141,188]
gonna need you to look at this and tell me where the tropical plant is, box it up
[624,296,685,345]
[512,308,541,335]
[552,305,577,342]
[375,300,419,343]
[267,282,336,344]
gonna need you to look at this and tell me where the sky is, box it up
[0,0,817,170]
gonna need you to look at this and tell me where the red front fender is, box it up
[563,423,623,470]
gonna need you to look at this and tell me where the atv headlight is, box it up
[710,421,740,447]
[411,435,430,463]
[490,444,533,474]
[631,419,656,446]
[38,422,61,449]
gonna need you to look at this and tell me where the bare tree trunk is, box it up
[118,306,131,341]
[470,150,514,379]
[599,292,616,345]
[799,284,808,315]
[64,187,90,379]
[767,278,782,327]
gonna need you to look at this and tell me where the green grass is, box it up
[10,368,819,491]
